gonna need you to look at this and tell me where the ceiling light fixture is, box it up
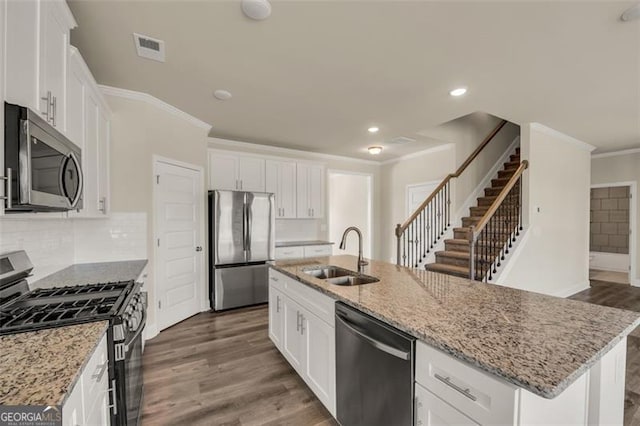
[214,90,232,100]
[368,146,383,155]
[449,87,467,97]
[621,3,640,21]
[368,126,379,133]
[242,0,272,20]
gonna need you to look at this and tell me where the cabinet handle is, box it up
[270,276,279,282]
[276,295,281,313]
[51,95,57,126]
[195,246,203,252]
[434,373,477,401]
[99,197,107,213]
[296,311,301,332]
[92,361,108,382]
[240,180,243,190]
[41,91,52,122]
[300,314,305,335]
[311,208,314,217]
[1,168,11,209]
[108,379,118,415]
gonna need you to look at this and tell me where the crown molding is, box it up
[529,123,596,152]
[380,143,455,165]
[591,147,640,159]
[98,85,213,132]
[208,137,382,166]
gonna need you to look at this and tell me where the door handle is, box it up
[196,246,203,252]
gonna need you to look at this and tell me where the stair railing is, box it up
[469,160,528,282]
[395,119,508,267]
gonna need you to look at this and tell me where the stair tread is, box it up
[425,263,469,275]
[436,250,471,259]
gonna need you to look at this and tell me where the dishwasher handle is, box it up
[336,313,411,360]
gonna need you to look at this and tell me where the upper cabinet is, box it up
[5,0,76,133]
[266,160,297,219]
[208,150,325,219]
[209,151,266,192]
[296,163,324,219]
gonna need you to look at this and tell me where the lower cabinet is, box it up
[415,383,478,426]
[62,332,110,425]
[268,269,336,416]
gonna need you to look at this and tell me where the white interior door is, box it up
[406,181,440,217]
[155,160,203,331]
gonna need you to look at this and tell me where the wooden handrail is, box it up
[472,160,528,237]
[395,119,508,236]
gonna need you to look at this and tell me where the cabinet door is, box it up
[62,380,84,426]
[97,108,110,215]
[269,287,284,349]
[302,310,336,416]
[283,296,304,373]
[237,157,265,192]
[265,161,279,213]
[84,390,110,426]
[81,90,100,216]
[66,49,85,148]
[39,0,69,129]
[279,161,297,218]
[5,0,39,109]
[296,164,311,218]
[308,164,324,218]
[415,383,479,426]
[209,153,239,190]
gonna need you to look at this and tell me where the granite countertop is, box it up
[0,321,109,406]
[273,255,640,399]
[275,240,334,248]
[32,259,148,289]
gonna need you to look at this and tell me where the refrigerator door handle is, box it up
[244,198,251,256]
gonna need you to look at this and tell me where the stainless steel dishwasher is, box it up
[335,302,416,426]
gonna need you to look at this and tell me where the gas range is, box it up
[0,251,147,425]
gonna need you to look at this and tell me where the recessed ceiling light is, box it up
[242,0,272,20]
[368,126,379,133]
[449,87,467,97]
[214,90,232,101]
[621,3,640,21]
[368,146,383,155]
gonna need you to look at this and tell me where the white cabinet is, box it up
[274,246,305,260]
[274,244,333,260]
[415,383,478,426]
[208,151,265,192]
[269,269,336,416]
[296,163,324,218]
[67,48,111,218]
[303,245,332,258]
[266,160,297,218]
[5,0,75,131]
[62,332,110,426]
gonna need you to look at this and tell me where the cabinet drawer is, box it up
[81,333,108,411]
[415,341,517,425]
[275,246,305,260]
[270,269,335,326]
[415,382,478,426]
[303,245,332,258]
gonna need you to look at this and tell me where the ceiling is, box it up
[68,1,640,160]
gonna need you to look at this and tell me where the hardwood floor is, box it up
[570,280,640,426]
[142,280,640,426]
[141,305,336,426]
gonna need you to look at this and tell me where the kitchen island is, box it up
[270,255,640,425]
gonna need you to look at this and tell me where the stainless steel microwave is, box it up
[4,103,83,212]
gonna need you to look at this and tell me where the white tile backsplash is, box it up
[275,219,323,242]
[0,212,147,285]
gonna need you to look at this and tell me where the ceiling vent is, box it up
[133,33,165,62]
[387,136,416,145]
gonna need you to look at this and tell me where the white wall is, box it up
[328,172,372,258]
[498,123,593,297]
[591,151,640,285]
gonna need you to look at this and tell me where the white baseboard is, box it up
[553,281,591,298]
[589,252,630,273]
[632,278,640,287]
[144,322,159,341]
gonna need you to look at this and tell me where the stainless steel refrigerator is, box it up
[208,190,275,311]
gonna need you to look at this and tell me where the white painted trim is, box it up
[405,179,442,218]
[99,85,213,131]
[530,123,596,152]
[589,252,630,273]
[553,280,591,298]
[209,137,380,166]
[590,181,637,286]
[327,169,374,258]
[380,143,455,165]
[633,278,640,287]
[592,148,640,159]
[69,47,112,114]
[152,156,208,332]
[144,322,158,341]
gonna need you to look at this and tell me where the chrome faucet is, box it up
[339,226,368,274]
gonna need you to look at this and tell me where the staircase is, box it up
[395,120,529,282]
[425,147,521,279]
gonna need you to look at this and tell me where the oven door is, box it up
[19,116,83,210]
[118,314,145,426]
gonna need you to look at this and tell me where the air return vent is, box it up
[133,33,165,62]
[387,136,416,145]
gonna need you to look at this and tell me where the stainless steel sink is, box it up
[325,275,380,286]
[302,265,354,279]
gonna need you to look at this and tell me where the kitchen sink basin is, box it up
[302,265,354,279]
[325,275,380,286]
